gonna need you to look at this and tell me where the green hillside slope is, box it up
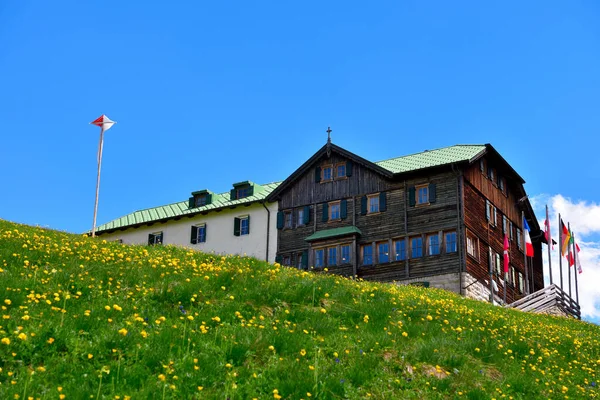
[0,219,598,399]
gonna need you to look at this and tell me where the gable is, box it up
[273,151,394,209]
[267,142,393,203]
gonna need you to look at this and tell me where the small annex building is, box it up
[267,140,545,304]
[95,181,280,263]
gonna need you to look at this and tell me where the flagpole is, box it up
[546,205,553,285]
[522,211,529,295]
[503,272,507,305]
[91,128,104,238]
[489,248,494,304]
[572,231,580,306]
[558,214,564,302]
[567,223,572,299]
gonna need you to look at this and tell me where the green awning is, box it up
[305,226,362,242]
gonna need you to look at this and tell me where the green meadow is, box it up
[0,219,598,399]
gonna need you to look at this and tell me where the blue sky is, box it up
[1,1,599,321]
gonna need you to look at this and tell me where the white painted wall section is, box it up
[98,202,278,263]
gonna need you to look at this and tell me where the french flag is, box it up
[523,218,534,257]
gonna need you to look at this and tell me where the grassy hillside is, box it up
[0,220,598,399]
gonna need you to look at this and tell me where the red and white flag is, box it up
[503,234,510,273]
[90,115,116,132]
[575,242,582,274]
[544,205,553,250]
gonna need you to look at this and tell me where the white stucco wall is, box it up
[97,202,278,263]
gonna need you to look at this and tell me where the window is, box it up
[236,187,251,199]
[191,224,206,244]
[466,231,478,260]
[427,234,440,256]
[234,216,250,236]
[314,249,325,268]
[509,221,514,241]
[498,175,505,193]
[485,200,497,226]
[445,231,457,253]
[148,232,163,246]
[240,217,249,235]
[362,244,373,266]
[195,195,208,207]
[283,255,291,266]
[296,253,303,269]
[341,244,352,264]
[284,211,293,229]
[327,247,338,266]
[516,228,523,250]
[518,272,524,293]
[378,242,390,263]
[488,166,495,182]
[322,165,333,181]
[510,266,516,286]
[411,237,423,258]
[297,208,305,227]
[480,159,485,172]
[329,202,341,220]
[394,239,406,261]
[336,163,346,178]
[368,195,380,213]
[495,252,501,276]
[417,185,429,205]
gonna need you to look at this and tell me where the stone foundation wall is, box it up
[395,272,460,294]
[395,272,507,306]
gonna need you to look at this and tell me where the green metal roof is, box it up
[305,226,362,242]
[95,182,281,233]
[375,145,486,174]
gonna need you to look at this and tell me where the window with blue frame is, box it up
[378,242,389,263]
[315,249,325,268]
[341,244,352,264]
[240,217,249,235]
[411,237,423,258]
[428,234,440,256]
[445,231,457,253]
[362,244,373,266]
[327,247,337,266]
[394,239,406,261]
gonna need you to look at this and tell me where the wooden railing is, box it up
[509,284,581,320]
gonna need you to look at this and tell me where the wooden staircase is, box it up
[510,284,581,320]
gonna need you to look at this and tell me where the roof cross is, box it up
[326,126,332,143]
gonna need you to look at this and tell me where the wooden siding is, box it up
[463,181,543,304]
[463,160,521,222]
[278,154,392,209]
[276,154,462,283]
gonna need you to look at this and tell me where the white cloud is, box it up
[532,194,600,322]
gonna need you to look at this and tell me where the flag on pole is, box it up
[91,115,116,132]
[575,242,582,274]
[544,214,553,250]
[567,235,575,267]
[503,234,510,273]
[523,218,534,257]
[560,219,571,257]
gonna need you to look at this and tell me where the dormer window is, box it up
[195,196,208,207]
[237,187,251,199]
[230,181,259,201]
[189,190,213,209]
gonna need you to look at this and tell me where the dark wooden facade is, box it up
[268,142,544,301]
